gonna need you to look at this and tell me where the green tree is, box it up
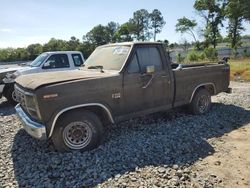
[175,17,197,42]
[76,42,95,59]
[115,22,133,42]
[27,43,43,59]
[240,0,250,20]
[204,47,218,61]
[83,24,110,46]
[43,38,69,52]
[129,9,152,41]
[194,0,226,48]
[226,0,245,49]
[150,9,166,41]
[16,48,29,61]
[67,36,81,51]
[106,22,119,42]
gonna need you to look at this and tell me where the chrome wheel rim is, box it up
[198,95,209,113]
[63,121,92,150]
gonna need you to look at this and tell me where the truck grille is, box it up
[14,85,41,121]
[15,85,28,112]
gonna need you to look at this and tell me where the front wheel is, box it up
[52,110,104,152]
[189,88,211,115]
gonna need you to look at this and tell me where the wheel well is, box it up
[55,106,113,128]
[83,106,113,126]
[190,83,216,102]
[203,85,215,95]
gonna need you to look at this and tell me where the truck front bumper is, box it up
[15,104,47,140]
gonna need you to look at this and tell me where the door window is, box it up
[43,54,70,69]
[127,53,140,73]
[136,47,163,72]
[72,54,84,67]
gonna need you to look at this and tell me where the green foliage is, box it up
[199,52,206,61]
[204,47,218,62]
[194,0,226,48]
[194,41,205,51]
[115,22,133,42]
[175,17,197,42]
[27,43,43,59]
[129,9,151,41]
[106,22,120,42]
[226,0,245,50]
[176,53,185,63]
[150,9,166,41]
[187,50,200,62]
[43,38,69,52]
[83,24,110,46]
[240,0,250,20]
[243,48,249,58]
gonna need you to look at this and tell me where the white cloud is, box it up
[0,28,13,33]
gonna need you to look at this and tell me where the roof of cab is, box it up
[43,51,82,54]
[99,41,163,48]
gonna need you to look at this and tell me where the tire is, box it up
[189,88,211,115]
[52,110,104,152]
[3,84,18,105]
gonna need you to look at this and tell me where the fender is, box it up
[48,103,115,138]
[189,83,216,103]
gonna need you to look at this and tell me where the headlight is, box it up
[3,72,20,83]
[25,95,42,121]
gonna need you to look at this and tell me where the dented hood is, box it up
[15,69,114,90]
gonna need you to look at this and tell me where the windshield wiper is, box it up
[88,65,104,73]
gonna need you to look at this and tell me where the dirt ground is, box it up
[192,82,250,188]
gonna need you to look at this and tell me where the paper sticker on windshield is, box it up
[113,46,129,55]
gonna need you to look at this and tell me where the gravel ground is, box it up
[0,81,250,188]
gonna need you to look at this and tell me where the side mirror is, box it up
[146,65,155,75]
[43,61,51,69]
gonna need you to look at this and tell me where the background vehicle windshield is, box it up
[30,53,49,67]
[84,45,131,71]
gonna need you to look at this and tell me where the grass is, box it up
[229,58,250,81]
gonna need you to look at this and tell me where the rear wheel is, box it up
[52,110,104,152]
[189,88,211,115]
[3,84,17,105]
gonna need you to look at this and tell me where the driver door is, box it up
[122,45,172,116]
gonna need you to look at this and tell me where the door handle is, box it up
[142,75,155,89]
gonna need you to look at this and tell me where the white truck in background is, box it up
[0,51,85,104]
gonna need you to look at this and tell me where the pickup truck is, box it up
[0,51,84,104]
[14,42,231,152]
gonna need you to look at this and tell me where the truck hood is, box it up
[15,66,35,75]
[0,66,24,74]
[15,70,116,90]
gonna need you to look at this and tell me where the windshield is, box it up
[30,53,49,67]
[84,45,131,71]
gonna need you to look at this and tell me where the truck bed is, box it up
[171,62,230,107]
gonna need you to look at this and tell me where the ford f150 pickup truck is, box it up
[14,42,231,152]
[0,51,84,104]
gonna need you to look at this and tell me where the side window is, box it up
[127,53,140,73]
[43,54,70,69]
[136,47,163,72]
[72,54,84,67]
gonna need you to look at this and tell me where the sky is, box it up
[0,0,250,48]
